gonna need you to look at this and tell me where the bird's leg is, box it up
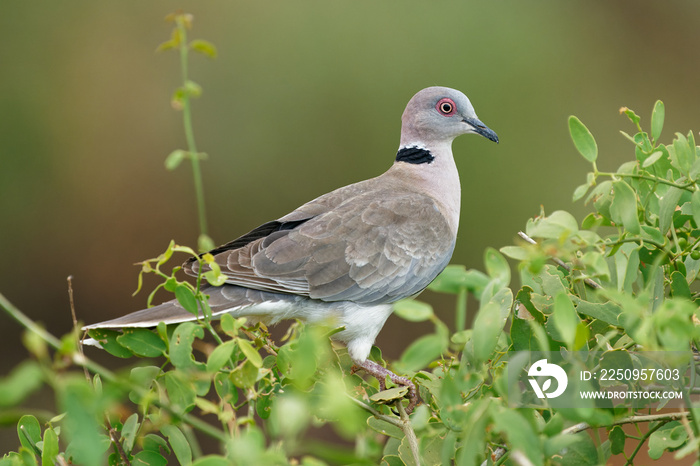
[355,359,419,413]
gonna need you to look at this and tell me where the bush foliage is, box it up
[3,13,700,466]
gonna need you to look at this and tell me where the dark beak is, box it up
[463,117,499,143]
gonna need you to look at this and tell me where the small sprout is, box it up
[165,149,187,171]
[190,39,218,59]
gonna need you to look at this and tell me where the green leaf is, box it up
[397,333,447,372]
[610,180,640,234]
[175,284,199,315]
[130,366,161,392]
[526,210,579,239]
[41,427,59,466]
[651,100,665,142]
[575,300,620,327]
[121,413,140,454]
[471,288,512,364]
[203,270,226,286]
[484,247,510,287]
[367,417,404,439]
[658,187,683,235]
[640,225,666,245]
[670,270,691,299]
[230,359,259,389]
[581,251,609,280]
[59,379,111,465]
[220,314,244,336]
[621,106,641,126]
[189,39,218,58]
[369,386,409,404]
[159,28,182,50]
[572,182,590,202]
[171,87,186,110]
[550,293,580,348]
[169,322,205,370]
[690,190,700,228]
[569,116,598,162]
[393,299,434,322]
[510,317,538,351]
[237,338,263,368]
[428,264,489,295]
[86,328,134,358]
[198,234,216,254]
[609,426,626,455]
[648,422,688,460]
[206,340,236,372]
[164,371,197,413]
[492,408,543,466]
[381,455,404,466]
[18,415,41,453]
[133,450,168,466]
[671,132,693,174]
[269,394,311,439]
[161,425,192,466]
[164,149,187,170]
[142,434,170,455]
[116,328,166,357]
[599,350,633,388]
[0,361,43,408]
[500,245,529,261]
[553,432,599,465]
[642,150,664,168]
[184,80,202,98]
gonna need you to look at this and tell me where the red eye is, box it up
[436,98,456,116]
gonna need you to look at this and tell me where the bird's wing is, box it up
[186,185,455,304]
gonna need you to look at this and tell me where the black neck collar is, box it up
[395,146,434,164]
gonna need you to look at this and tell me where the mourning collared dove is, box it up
[84,86,498,411]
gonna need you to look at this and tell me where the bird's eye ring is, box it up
[436,98,456,116]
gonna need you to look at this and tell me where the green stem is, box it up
[597,171,696,192]
[0,291,61,349]
[625,421,667,466]
[607,236,669,254]
[176,18,209,246]
[455,287,467,332]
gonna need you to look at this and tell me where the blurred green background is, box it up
[1,0,700,452]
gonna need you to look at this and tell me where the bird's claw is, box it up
[354,359,419,414]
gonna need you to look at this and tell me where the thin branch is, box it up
[561,411,690,435]
[596,171,696,192]
[109,427,132,466]
[67,276,91,383]
[517,231,602,290]
[347,394,421,465]
[625,420,668,466]
[483,412,691,466]
[396,402,421,466]
[241,328,278,356]
[0,291,62,349]
[346,394,403,428]
[174,15,209,250]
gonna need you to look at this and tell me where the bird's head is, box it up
[400,86,498,147]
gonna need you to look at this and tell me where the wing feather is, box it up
[185,184,455,304]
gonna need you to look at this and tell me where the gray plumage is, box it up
[84,86,498,369]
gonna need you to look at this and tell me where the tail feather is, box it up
[81,285,296,331]
[82,299,198,329]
